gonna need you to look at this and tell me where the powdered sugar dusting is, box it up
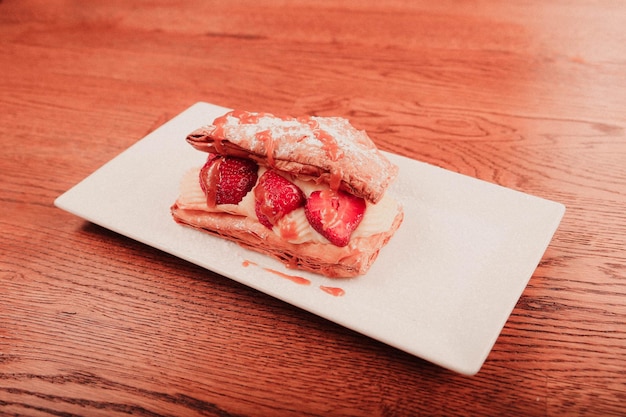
[209,111,398,203]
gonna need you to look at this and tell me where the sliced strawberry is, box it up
[199,154,258,206]
[304,190,366,247]
[199,153,219,197]
[254,170,306,229]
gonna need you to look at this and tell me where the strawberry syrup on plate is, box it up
[243,260,345,296]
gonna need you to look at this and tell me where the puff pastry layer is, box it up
[186,110,398,204]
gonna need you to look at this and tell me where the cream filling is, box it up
[177,167,400,245]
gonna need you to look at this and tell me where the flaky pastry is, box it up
[171,110,403,277]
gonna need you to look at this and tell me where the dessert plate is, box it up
[55,102,565,375]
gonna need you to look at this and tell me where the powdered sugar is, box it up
[208,111,397,203]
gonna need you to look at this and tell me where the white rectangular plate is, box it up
[55,102,565,375]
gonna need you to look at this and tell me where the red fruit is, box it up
[200,154,258,206]
[304,190,366,247]
[254,170,306,229]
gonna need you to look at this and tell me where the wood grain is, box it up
[1,0,625,415]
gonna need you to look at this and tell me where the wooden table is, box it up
[2,1,625,415]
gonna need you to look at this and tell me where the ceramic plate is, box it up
[55,102,565,375]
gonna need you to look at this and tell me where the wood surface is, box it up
[2,0,625,415]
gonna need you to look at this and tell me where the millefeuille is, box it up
[171,110,403,277]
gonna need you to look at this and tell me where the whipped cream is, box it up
[177,167,400,245]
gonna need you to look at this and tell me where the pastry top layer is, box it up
[186,110,398,204]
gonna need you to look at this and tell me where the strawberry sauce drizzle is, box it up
[255,129,276,167]
[329,169,343,192]
[242,260,346,296]
[278,217,299,241]
[313,129,343,161]
[232,110,264,124]
[319,286,346,297]
[263,268,311,285]
[199,158,220,207]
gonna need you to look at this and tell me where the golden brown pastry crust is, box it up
[171,202,404,278]
[173,109,403,277]
[186,110,398,204]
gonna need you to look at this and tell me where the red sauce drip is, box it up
[199,158,220,208]
[210,113,231,153]
[229,109,247,120]
[317,189,343,226]
[242,260,345,298]
[211,125,225,139]
[279,217,299,241]
[320,286,345,297]
[212,113,230,127]
[263,268,311,285]
[329,169,343,192]
[255,129,276,167]
[314,129,342,161]
[232,110,265,124]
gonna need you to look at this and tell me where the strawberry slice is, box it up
[304,190,366,247]
[200,154,258,206]
[254,170,306,229]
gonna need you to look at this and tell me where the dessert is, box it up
[171,110,403,277]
